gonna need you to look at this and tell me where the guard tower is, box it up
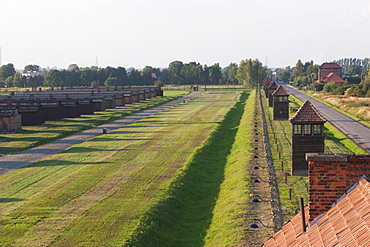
[289,100,326,176]
[272,85,290,120]
[267,81,278,107]
[263,78,272,98]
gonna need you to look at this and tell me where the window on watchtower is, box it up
[314,125,322,135]
[294,125,302,135]
[304,125,311,135]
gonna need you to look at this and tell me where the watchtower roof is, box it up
[268,81,278,90]
[272,85,290,96]
[289,100,326,124]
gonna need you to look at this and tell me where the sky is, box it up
[1,0,370,70]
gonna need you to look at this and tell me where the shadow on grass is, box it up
[0,198,24,203]
[28,159,109,167]
[126,91,250,246]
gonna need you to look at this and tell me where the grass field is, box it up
[0,91,255,246]
[0,91,188,156]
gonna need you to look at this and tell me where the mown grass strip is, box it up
[0,91,188,156]
[0,92,239,246]
[204,90,255,246]
[125,91,250,247]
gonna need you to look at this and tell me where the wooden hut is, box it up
[267,81,279,107]
[18,104,44,126]
[0,106,22,132]
[60,99,81,118]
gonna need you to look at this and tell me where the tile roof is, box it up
[319,63,342,69]
[268,81,278,90]
[272,85,290,96]
[289,100,326,124]
[322,72,345,83]
[263,176,370,247]
[264,78,273,85]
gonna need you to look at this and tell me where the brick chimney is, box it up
[306,153,370,222]
[49,94,53,100]
[91,90,95,96]
[65,94,69,99]
[29,94,35,101]
[6,96,12,105]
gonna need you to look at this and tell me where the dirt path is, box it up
[0,91,203,176]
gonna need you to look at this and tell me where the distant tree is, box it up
[292,59,303,80]
[128,69,143,85]
[166,61,184,84]
[227,63,238,85]
[236,59,265,88]
[79,68,97,86]
[23,64,41,73]
[4,76,13,87]
[208,63,222,84]
[104,77,120,86]
[13,74,25,87]
[180,62,203,85]
[141,66,156,85]
[44,69,63,87]
[347,64,362,76]
[278,66,291,82]
[0,63,16,81]
[323,81,338,94]
[154,80,164,87]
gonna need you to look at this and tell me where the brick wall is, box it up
[306,153,370,221]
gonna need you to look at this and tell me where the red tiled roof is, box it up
[272,85,290,96]
[263,176,370,247]
[289,100,326,124]
[319,63,342,69]
[322,72,345,83]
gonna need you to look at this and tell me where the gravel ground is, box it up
[0,91,203,176]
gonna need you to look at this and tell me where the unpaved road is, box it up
[0,91,203,176]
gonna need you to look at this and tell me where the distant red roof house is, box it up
[263,175,370,247]
[317,63,344,85]
[321,72,345,86]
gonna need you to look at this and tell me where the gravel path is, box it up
[0,91,203,176]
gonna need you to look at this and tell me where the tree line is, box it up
[0,59,266,89]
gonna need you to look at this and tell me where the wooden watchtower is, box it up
[289,100,326,176]
[272,85,290,120]
[263,78,272,98]
[267,81,278,107]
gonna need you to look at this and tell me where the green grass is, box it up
[0,91,245,246]
[0,91,188,156]
[125,91,252,246]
